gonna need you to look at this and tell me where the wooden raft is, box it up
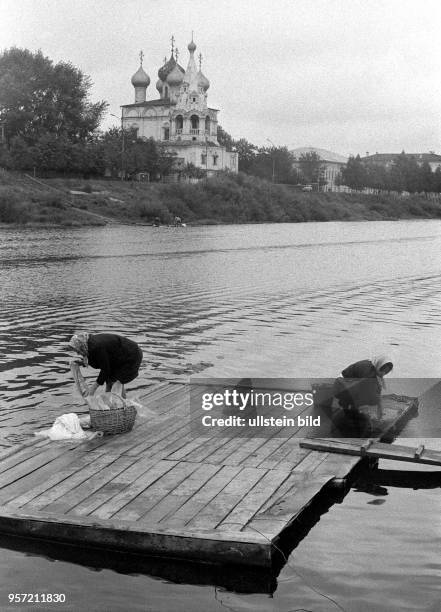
[0,383,417,567]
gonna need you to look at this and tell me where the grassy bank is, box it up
[1,168,441,226]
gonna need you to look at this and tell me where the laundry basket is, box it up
[89,403,137,434]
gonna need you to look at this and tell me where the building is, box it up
[290,147,347,191]
[121,37,238,178]
[361,152,441,172]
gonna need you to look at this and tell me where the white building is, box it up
[121,38,238,177]
[291,147,348,191]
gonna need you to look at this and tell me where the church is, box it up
[121,36,238,177]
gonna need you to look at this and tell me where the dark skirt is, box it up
[108,347,143,384]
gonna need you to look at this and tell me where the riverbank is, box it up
[1,168,440,226]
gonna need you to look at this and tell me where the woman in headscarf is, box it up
[333,355,393,420]
[68,332,143,398]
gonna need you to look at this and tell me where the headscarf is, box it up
[372,355,393,388]
[68,332,90,366]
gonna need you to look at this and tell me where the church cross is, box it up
[175,47,179,61]
[198,52,203,70]
[170,35,175,56]
[139,50,144,66]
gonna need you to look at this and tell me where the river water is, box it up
[0,221,440,611]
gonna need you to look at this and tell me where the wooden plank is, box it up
[68,455,163,516]
[164,436,215,462]
[0,506,271,567]
[240,436,301,468]
[202,435,248,465]
[258,435,305,470]
[220,436,270,466]
[257,471,312,514]
[246,475,334,538]
[187,467,267,530]
[112,461,200,522]
[21,452,123,511]
[0,445,79,490]
[217,468,291,532]
[0,437,49,462]
[163,465,243,528]
[290,449,329,473]
[0,439,53,473]
[180,432,240,463]
[90,459,178,520]
[300,439,441,466]
[0,448,107,505]
[138,463,222,525]
[42,455,140,515]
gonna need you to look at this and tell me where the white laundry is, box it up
[35,413,101,440]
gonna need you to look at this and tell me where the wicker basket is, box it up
[89,404,137,434]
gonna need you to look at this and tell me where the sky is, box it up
[1,0,440,157]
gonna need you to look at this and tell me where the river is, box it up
[0,221,440,611]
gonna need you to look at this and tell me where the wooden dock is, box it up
[0,383,418,568]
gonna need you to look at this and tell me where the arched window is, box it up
[205,116,210,134]
[164,86,169,98]
[190,115,199,134]
[175,115,183,134]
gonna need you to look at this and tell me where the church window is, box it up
[190,115,199,135]
[175,115,183,133]
[164,86,169,98]
[201,153,207,165]
[192,97,196,102]
[212,154,218,166]
[205,116,210,133]
[163,127,170,140]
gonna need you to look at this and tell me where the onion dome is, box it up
[167,63,184,86]
[156,78,163,93]
[158,55,184,82]
[131,65,150,87]
[197,70,210,92]
[188,39,196,53]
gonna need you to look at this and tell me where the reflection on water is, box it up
[0,221,441,611]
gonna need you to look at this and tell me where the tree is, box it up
[341,155,368,190]
[0,47,107,144]
[217,125,233,151]
[297,151,325,185]
[234,138,258,173]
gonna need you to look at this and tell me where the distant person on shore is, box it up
[174,215,182,227]
[153,217,160,227]
[68,332,143,399]
[333,356,393,420]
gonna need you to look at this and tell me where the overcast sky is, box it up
[2,0,440,156]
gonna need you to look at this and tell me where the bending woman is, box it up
[69,332,143,398]
[333,356,393,420]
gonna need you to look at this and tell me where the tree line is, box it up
[340,153,441,194]
[217,126,325,185]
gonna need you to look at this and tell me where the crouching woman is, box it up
[69,332,143,398]
[333,356,393,420]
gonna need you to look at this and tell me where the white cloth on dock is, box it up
[35,413,101,440]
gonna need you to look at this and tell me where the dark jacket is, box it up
[334,360,381,409]
[87,333,142,386]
